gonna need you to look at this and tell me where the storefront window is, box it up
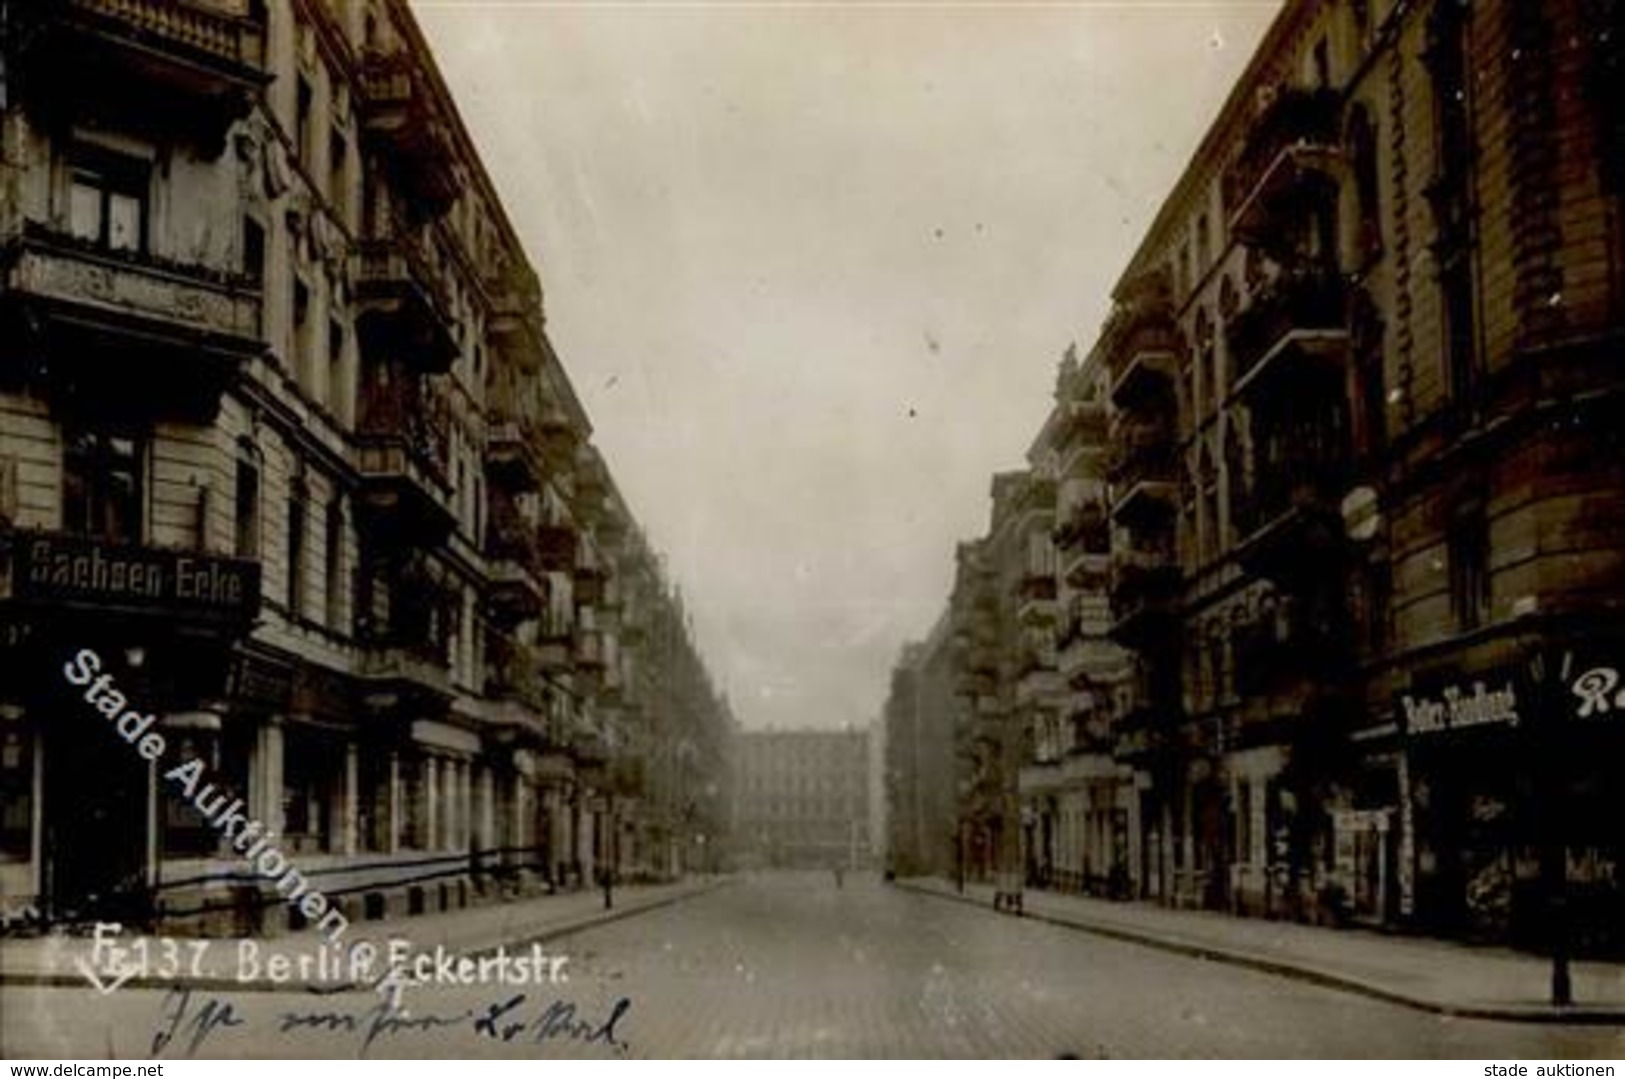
[401,750,428,850]
[357,747,392,853]
[163,731,226,858]
[282,727,339,854]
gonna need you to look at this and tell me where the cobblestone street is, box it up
[4,874,1623,1059]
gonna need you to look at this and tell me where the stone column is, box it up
[341,745,359,856]
[425,757,441,851]
[257,722,285,837]
[387,751,401,855]
[477,767,495,852]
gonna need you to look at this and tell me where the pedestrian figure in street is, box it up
[601,865,615,910]
[833,865,844,889]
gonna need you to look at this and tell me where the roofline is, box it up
[1107,0,1308,300]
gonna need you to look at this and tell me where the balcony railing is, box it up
[356,377,456,542]
[1227,263,1349,395]
[1053,500,1111,554]
[358,562,454,696]
[485,413,546,493]
[1056,397,1108,449]
[484,500,546,625]
[359,47,460,216]
[14,1,267,150]
[1233,597,1345,696]
[2,225,262,418]
[485,632,549,714]
[355,238,462,374]
[488,264,546,374]
[1223,86,1343,234]
[1109,544,1180,605]
[1104,274,1182,409]
[1015,476,1058,517]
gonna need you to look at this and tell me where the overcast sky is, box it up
[411,0,1281,732]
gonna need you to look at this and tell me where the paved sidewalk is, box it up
[0,875,730,994]
[898,876,1625,1024]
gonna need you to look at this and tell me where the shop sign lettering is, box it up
[1570,665,1625,720]
[1398,678,1521,735]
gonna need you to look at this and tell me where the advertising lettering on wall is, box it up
[1397,671,1523,737]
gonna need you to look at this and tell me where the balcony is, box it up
[11,0,267,153]
[0,527,261,631]
[1225,86,1344,244]
[1017,572,1057,627]
[358,47,460,216]
[358,642,452,704]
[538,405,584,472]
[1233,596,1345,697]
[1055,398,1108,451]
[1014,476,1058,518]
[1,225,261,420]
[1109,437,1180,528]
[484,502,546,627]
[573,537,607,607]
[1105,274,1182,410]
[485,413,546,493]
[1062,547,1110,592]
[1109,342,1180,413]
[535,523,579,573]
[1227,264,1349,397]
[1109,544,1181,651]
[1232,474,1348,589]
[357,577,453,702]
[1112,660,1182,761]
[484,632,549,715]
[488,266,546,375]
[355,238,461,374]
[355,377,456,543]
[1052,500,1110,554]
[574,630,607,690]
[1107,419,1179,513]
[572,449,610,524]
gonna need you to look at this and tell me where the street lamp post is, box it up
[602,791,616,910]
[1531,646,1572,1007]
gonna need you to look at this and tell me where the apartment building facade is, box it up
[733,728,871,870]
[881,618,959,879]
[891,0,1624,955]
[0,0,732,935]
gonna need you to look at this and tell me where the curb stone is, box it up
[895,880,1625,1026]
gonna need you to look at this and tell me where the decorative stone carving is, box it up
[18,243,258,338]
